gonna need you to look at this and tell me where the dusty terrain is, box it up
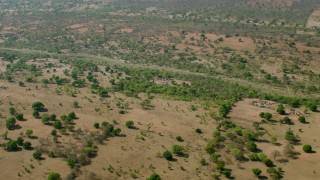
[0,59,216,179]
[230,99,320,180]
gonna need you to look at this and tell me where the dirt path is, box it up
[306,7,320,28]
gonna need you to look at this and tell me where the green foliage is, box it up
[18,81,25,87]
[147,172,161,180]
[252,168,262,176]
[219,103,232,118]
[280,117,293,125]
[248,153,259,161]
[277,104,286,115]
[48,151,55,158]
[216,160,225,170]
[16,113,24,121]
[33,151,42,160]
[175,136,183,142]
[112,128,121,136]
[195,128,202,134]
[172,145,184,155]
[246,141,258,152]
[16,137,24,146]
[259,112,272,120]
[289,99,300,108]
[221,169,232,178]
[32,102,45,111]
[41,114,51,124]
[47,172,61,180]
[308,102,317,112]
[210,153,220,162]
[50,114,57,121]
[285,128,299,143]
[67,158,77,168]
[267,167,283,180]
[25,129,33,137]
[9,107,17,115]
[51,130,57,136]
[94,123,100,129]
[163,150,173,160]
[67,112,76,119]
[23,141,32,150]
[303,144,312,153]
[231,149,243,160]
[33,110,40,118]
[6,140,18,151]
[257,153,268,162]
[53,121,62,129]
[6,117,16,130]
[200,158,208,166]
[298,116,306,123]
[125,120,134,129]
[263,158,274,167]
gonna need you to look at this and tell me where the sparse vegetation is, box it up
[0,1,319,179]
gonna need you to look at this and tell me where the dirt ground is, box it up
[306,8,320,28]
[0,60,217,179]
[230,98,320,180]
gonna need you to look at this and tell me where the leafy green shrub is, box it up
[285,128,299,143]
[33,110,40,118]
[298,116,306,123]
[263,158,274,167]
[280,117,293,125]
[68,112,76,119]
[259,112,272,120]
[6,140,18,151]
[147,172,161,180]
[248,153,259,161]
[303,144,312,153]
[50,114,57,121]
[33,151,42,160]
[221,169,232,178]
[252,168,262,176]
[51,130,57,136]
[6,117,16,130]
[67,158,77,168]
[16,137,24,146]
[209,153,220,162]
[94,123,100,129]
[195,128,202,134]
[175,136,183,142]
[18,81,25,87]
[41,114,51,124]
[125,120,134,129]
[32,102,45,111]
[257,153,267,162]
[53,121,62,129]
[23,141,32,150]
[48,151,55,158]
[25,129,33,137]
[16,113,24,121]
[277,104,285,115]
[231,149,243,160]
[216,160,225,170]
[172,145,184,155]
[112,128,121,136]
[163,150,173,160]
[200,158,208,166]
[47,172,61,180]
[245,141,257,152]
[308,103,317,112]
[9,107,17,115]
